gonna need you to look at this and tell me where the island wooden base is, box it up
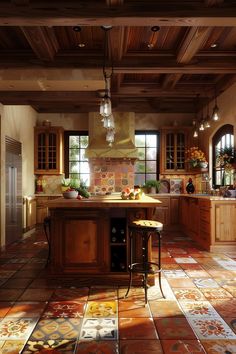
[47,195,161,285]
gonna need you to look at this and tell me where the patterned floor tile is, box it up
[0,318,37,340]
[85,301,117,318]
[201,339,236,354]
[174,257,197,264]
[185,270,211,278]
[172,288,206,301]
[29,318,81,340]
[154,317,197,340]
[161,339,206,353]
[51,288,89,302]
[224,318,236,334]
[0,340,25,353]
[200,288,233,300]
[5,302,47,318]
[179,300,220,318]
[42,301,86,318]
[22,339,76,353]
[163,270,188,278]
[119,317,157,340]
[118,300,151,317]
[192,278,220,288]
[80,318,118,341]
[149,300,184,318]
[76,340,119,354]
[180,264,204,270]
[187,317,236,340]
[120,339,163,353]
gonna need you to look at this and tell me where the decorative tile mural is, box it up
[89,159,135,194]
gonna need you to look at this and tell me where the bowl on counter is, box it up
[62,190,78,199]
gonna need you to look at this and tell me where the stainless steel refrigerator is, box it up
[5,136,22,245]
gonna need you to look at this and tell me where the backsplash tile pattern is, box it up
[89,159,135,194]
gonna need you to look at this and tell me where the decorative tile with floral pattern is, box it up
[179,301,220,318]
[0,318,37,340]
[0,340,25,353]
[172,288,205,301]
[22,339,76,353]
[42,301,86,318]
[187,317,236,339]
[200,288,233,300]
[163,270,188,278]
[85,301,117,318]
[192,278,220,288]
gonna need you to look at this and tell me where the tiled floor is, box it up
[0,228,235,353]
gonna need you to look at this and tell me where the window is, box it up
[212,124,234,187]
[64,131,90,186]
[134,131,159,186]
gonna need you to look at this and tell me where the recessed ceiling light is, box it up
[73,26,82,32]
[211,43,218,48]
[78,43,85,48]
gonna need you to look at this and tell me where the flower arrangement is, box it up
[185,146,208,168]
[216,147,235,172]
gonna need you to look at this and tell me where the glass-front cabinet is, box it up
[160,127,191,174]
[34,126,64,174]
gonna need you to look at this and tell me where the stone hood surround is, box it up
[85,112,139,159]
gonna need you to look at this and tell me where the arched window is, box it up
[212,124,234,187]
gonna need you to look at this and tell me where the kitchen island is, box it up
[47,194,161,285]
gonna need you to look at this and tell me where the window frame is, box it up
[212,124,234,187]
[64,130,89,181]
[134,130,160,186]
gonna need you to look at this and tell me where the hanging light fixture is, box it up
[204,100,211,128]
[212,86,220,121]
[100,25,115,145]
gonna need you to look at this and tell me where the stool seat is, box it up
[130,219,163,231]
[125,219,165,304]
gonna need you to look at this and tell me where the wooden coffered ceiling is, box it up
[0,0,236,113]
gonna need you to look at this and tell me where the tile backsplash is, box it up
[89,158,135,194]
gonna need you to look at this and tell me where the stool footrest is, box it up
[129,262,162,275]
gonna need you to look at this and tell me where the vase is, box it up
[198,161,208,169]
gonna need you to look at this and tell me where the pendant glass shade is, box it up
[193,129,198,138]
[204,115,211,128]
[103,114,115,129]
[212,104,220,121]
[106,128,115,146]
[199,121,205,131]
[100,95,112,117]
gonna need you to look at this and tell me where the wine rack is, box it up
[110,218,127,272]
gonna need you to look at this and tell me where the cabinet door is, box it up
[152,197,170,226]
[170,197,179,225]
[34,127,64,174]
[161,128,190,174]
[215,204,236,242]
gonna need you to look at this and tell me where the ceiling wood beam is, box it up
[1,2,236,26]
[20,27,59,61]
[162,74,183,90]
[205,0,224,6]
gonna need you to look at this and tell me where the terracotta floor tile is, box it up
[18,288,54,301]
[119,317,158,339]
[51,288,89,302]
[149,300,184,318]
[200,339,236,354]
[2,277,33,289]
[0,289,24,301]
[118,300,151,317]
[0,302,13,317]
[6,302,47,318]
[180,264,204,270]
[76,340,119,354]
[161,339,206,353]
[88,287,118,301]
[210,299,236,317]
[154,317,197,340]
[120,339,163,353]
[167,278,194,288]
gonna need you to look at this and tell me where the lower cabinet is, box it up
[36,195,61,223]
[152,195,180,230]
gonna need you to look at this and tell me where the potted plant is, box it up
[143,179,161,194]
[61,178,71,192]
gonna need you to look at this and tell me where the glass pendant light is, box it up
[212,87,220,121]
[204,102,211,128]
[106,128,115,146]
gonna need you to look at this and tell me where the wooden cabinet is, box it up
[180,197,199,239]
[36,195,60,224]
[152,195,180,230]
[160,127,192,174]
[34,126,64,174]
[213,203,236,244]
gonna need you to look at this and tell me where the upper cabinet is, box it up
[160,127,192,174]
[34,126,64,175]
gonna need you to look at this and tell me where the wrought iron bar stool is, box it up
[125,219,165,304]
[43,216,51,266]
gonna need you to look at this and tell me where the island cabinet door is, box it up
[51,209,109,274]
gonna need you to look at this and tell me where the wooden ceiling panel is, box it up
[0,27,31,49]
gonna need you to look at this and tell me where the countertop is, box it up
[47,194,162,209]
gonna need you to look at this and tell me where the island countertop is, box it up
[47,194,161,209]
